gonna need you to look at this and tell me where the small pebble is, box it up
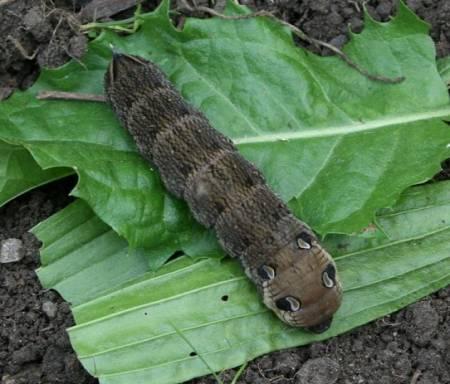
[376,3,393,20]
[295,357,340,384]
[42,301,58,318]
[406,301,439,347]
[1,375,16,384]
[0,238,24,263]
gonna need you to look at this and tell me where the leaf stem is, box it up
[79,0,404,84]
[230,361,248,384]
[37,91,106,102]
[80,3,143,34]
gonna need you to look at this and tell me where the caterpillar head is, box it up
[257,231,342,333]
[105,53,172,117]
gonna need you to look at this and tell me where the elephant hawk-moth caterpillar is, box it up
[105,53,342,333]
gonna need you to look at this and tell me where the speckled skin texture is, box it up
[104,54,342,331]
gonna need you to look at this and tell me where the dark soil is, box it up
[191,292,450,384]
[247,0,450,58]
[0,177,99,384]
[0,1,449,384]
[0,0,88,100]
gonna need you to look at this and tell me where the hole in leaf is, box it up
[221,295,229,302]
[167,250,185,263]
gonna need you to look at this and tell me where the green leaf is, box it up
[1,1,449,251]
[34,180,450,384]
[0,140,72,207]
[34,200,151,304]
[438,56,450,86]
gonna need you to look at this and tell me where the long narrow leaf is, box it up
[438,56,450,85]
[34,181,450,384]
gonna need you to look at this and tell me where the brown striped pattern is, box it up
[104,54,342,331]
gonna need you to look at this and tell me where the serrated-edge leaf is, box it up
[0,140,72,207]
[1,1,450,253]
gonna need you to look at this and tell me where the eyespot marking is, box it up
[257,264,275,281]
[275,296,301,312]
[296,232,312,249]
[322,263,336,288]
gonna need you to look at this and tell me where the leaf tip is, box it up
[154,0,171,18]
[394,0,430,33]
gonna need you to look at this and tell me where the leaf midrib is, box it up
[234,106,450,144]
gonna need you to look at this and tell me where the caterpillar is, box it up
[105,53,342,333]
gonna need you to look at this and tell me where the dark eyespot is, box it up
[275,296,301,312]
[257,265,275,281]
[296,232,313,249]
[322,263,336,288]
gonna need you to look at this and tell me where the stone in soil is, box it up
[41,301,58,319]
[405,301,440,347]
[295,357,340,384]
[0,239,24,263]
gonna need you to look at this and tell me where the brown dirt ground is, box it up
[0,1,449,383]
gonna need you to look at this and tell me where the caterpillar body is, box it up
[105,54,342,332]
